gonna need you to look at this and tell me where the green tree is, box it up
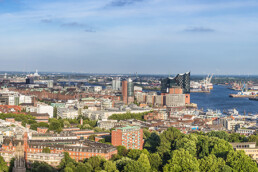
[38,122,49,128]
[207,131,229,141]
[66,162,77,172]
[148,153,162,171]
[88,135,96,141]
[83,162,93,172]
[87,156,106,171]
[143,128,151,139]
[226,150,258,172]
[58,152,76,170]
[31,161,56,172]
[0,155,8,172]
[49,119,62,132]
[144,132,160,153]
[228,133,242,142]
[104,161,117,172]
[117,146,128,157]
[127,149,142,160]
[76,162,88,172]
[35,163,54,172]
[28,119,37,124]
[64,167,73,172]
[63,120,71,128]
[210,137,233,159]
[198,154,226,172]
[157,127,182,163]
[163,149,199,172]
[197,135,210,158]
[93,127,103,132]
[248,135,258,146]
[115,157,133,171]
[137,153,151,172]
[124,160,144,172]
[30,123,40,131]
[81,124,92,129]
[175,134,197,157]
[42,147,51,153]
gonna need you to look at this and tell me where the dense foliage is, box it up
[108,112,150,121]
[0,156,8,172]
[0,113,35,127]
[1,112,257,172]
[49,128,257,172]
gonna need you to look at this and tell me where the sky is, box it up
[0,0,258,75]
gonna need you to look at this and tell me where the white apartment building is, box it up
[19,95,33,104]
[57,108,78,119]
[37,103,54,118]
[112,79,121,90]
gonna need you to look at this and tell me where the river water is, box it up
[191,85,258,114]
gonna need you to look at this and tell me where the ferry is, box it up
[229,91,258,98]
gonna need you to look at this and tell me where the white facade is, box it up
[47,80,54,88]
[101,99,112,109]
[37,104,54,118]
[57,108,78,119]
[112,79,121,90]
[134,86,142,92]
[19,95,33,104]
[94,86,102,92]
[8,95,19,105]
[166,94,185,107]
[26,106,37,113]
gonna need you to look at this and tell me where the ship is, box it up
[229,91,258,98]
[249,97,258,101]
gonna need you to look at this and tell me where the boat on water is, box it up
[223,108,239,116]
[229,91,258,98]
[249,97,258,101]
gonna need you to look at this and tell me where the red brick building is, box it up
[0,133,117,165]
[112,126,144,150]
[5,118,15,123]
[122,80,128,104]
[37,127,48,134]
[0,105,23,114]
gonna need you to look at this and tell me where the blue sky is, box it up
[0,0,258,74]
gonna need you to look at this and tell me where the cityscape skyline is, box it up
[1,0,258,74]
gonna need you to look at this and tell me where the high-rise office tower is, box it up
[122,78,134,104]
[122,80,128,104]
[112,78,121,90]
[127,78,134,104]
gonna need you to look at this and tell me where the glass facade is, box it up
[127,82,134,97]
[161,72,190,94]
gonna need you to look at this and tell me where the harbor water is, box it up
[191,85,258,115]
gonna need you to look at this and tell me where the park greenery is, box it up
[0,127,254,172]
[108,111,150,121]
[0,113,105,133]
[0,112,257,171]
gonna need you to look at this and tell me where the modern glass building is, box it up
[161,72,190,94]
[127,79,134,97]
